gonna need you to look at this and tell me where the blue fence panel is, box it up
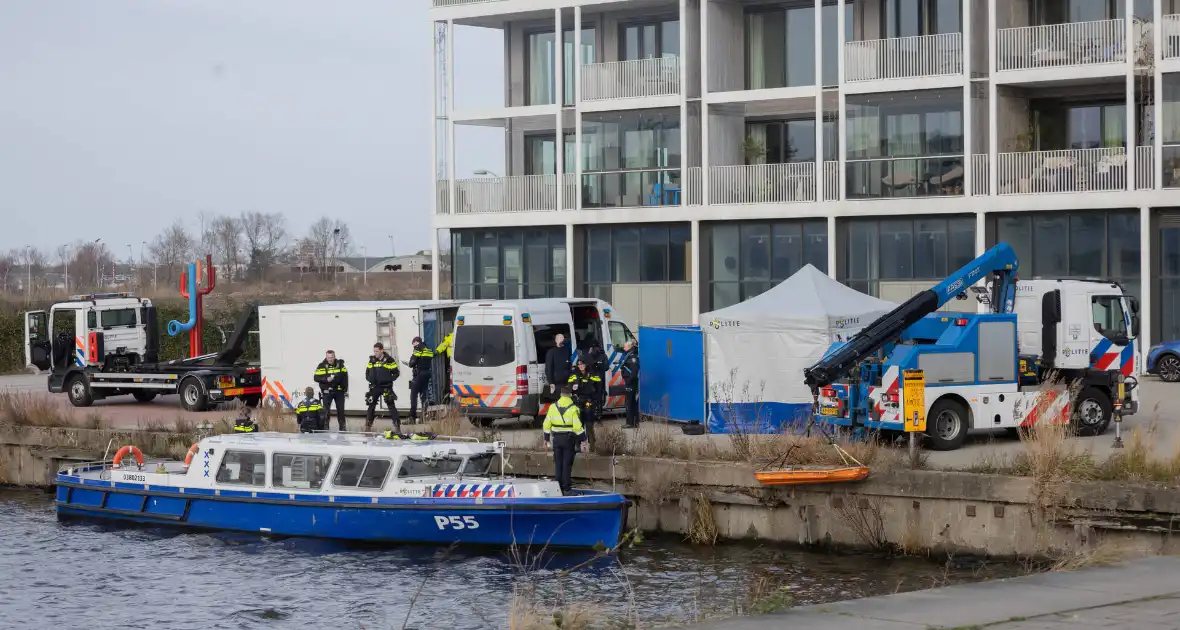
[638,325,705,424]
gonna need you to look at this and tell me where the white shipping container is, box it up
[258,300,462,413]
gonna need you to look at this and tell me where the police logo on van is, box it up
[833,317,860,329]
[709,318,740,329]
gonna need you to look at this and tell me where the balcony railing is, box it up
[997,19,1125,71]
[686,167,703,205]
[436,180,451,215]
[846,156,965,199]
[823,161,840,200]
[1164,15,1180,60]
[452,174,560,213]
[709,163,816,205]
[844,33,963,82]
[581,57,681,101]
[970,154,989,195]
[996,147,1127,194]
[1136,146,1154,190]
[582,168,682,208]
[432,0,505,6]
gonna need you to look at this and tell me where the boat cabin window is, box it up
[461,453,502,476]
[216,450,267,487]
[333,457,393,489]
[272,453,333,490]
[398,455,463,478]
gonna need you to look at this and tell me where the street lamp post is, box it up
[94,238,103,288]
[126,244,133,288]
[362,246,368,286]
[24,246,31,300]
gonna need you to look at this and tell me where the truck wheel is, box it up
[132,391,158,403]
[66,375,94,408]
[179,379,209,412]
[924,398,970,451]
[1157,354,1180,382]
[1072,387,1112,437]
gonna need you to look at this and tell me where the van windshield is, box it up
[454,325,514,367]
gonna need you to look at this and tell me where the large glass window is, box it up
[272,453,332,490]
[746,119,838,164]
[583,224,691,300]
[880,0,961,38]
[1157,218,1180,341]
[524,133,576,176]
[706,220,828,310]
[526,28,596,106]
[841,216,975,297]
[745,6,816,90]
[333,457,393,489]
[452,228,565,299]
[989,210,1141,300]
[846,89,964,199]
[582,109,681,209]
[216,450,267,487]
[621,19,679,61]
[822,3,854,87]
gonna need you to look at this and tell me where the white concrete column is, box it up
[574,7,583,210]
[836,0,846,201]
[1140,206,1152,358]
[554,8,564,212]
[566,223,575,297]
[679,0,688,206]
[691,219,701,323]
[1125,0,1135,191]
[827,215,837,279]
[975,211,986,255]
[1154,0,1164,191]
[815,0,824,201]
[431,230,441,300]
[962,0,972,196]
[446,20,456,215]
[987,2,998,198]
[701,0,710,206]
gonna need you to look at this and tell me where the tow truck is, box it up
[23,293,262,411]
[803,243,1139,451]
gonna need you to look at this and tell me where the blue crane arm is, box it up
[802,242,1019,390]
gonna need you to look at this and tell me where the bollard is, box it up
[1112,381,1125,449]
[909,411,918,462]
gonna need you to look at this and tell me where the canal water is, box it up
[2,489,1019,629]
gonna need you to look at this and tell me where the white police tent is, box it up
[700,264,895,433]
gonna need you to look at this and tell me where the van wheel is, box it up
[924,398,970,451]
[1072,387,1112,437]
[132,391,158,403]
[67,375,94,408]
[178,379,209,412]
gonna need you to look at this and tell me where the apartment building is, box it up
[426,0,1180,350]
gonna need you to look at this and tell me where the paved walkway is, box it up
[681,556,1180,629]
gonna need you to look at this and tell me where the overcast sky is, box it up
[0,0,503,260]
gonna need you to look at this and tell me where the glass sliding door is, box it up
[881,0,961,37]
[822,3,854,87]
[562,28,595,107]
[526,31,557,106]
[621,19,680,60]
[524,133,577,176]
[746,6,816,90]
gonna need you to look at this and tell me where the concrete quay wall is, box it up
[4,425,1179,557]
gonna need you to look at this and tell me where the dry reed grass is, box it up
[508,589,596,630]
[686,492,719,546]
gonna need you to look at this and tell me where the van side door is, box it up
[605,319,636,403]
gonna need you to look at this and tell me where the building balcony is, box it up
[431,0,504,7]
[1136,146,1155,190]
[708,163,817,205]
[846,156,966,200]
[844,33,963,87]
[1164,14,1180,61]
[581,168,681,209]
[581,57,681,103]
[996,19,1125,77]
[437,174,576,215]
[996,147,1127,195]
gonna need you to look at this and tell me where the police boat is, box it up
[54,432,628,549]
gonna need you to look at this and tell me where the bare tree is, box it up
[240,211,287,282]
[0,251,15,294]
[68,241,114,291]
[148,220,195,285]
[299,218,351,280]
[206,215,243,283]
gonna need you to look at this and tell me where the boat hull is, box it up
[55,477,627,549]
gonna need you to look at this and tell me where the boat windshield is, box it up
[398,455,463,478]
[461,453,501,476]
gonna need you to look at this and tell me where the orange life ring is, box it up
[112,445,144,470]
[183,443,200,468]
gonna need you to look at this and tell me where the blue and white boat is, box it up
[54,432,627,549]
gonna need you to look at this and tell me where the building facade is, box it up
[427,0,1180,349]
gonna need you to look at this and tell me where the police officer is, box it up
[568,359,602,452]
[365,342,400,433]
[295,386,324,434]
[406,336,435,425]
[542,385,586,494]
[313,349,348,431]
[436,330,453,401]
[233,406,259,433]
[621,339,640,428]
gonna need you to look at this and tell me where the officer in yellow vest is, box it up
[296,387,324,433]
[233,407,258,433]
[542,385,586,494]
[436,331,454,401]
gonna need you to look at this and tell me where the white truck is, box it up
[257,300,461,412]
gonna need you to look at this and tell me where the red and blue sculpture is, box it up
[166,254,216,358]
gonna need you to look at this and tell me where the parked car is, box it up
[1146,340,1180,382]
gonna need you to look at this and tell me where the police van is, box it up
[450,299,636,425]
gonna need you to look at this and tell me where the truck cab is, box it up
[25,293,156,374]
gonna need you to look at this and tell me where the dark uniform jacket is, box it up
[366,353,400,388]
[314,359,349,392]
[545,344,572,389]
[408,342,435,376]
[621,350,640,391]
[295,396,324,430]
[568,372,602,409]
